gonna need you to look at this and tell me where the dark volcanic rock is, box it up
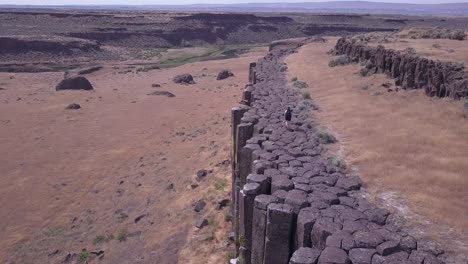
[56,76,94,91]
[216,70,234,80]
[290,247,321,264]
[65,103,81,110]
[333,37,468,99]
[147,91,175,97]
[194,199,206,212]
[173,74,195,84]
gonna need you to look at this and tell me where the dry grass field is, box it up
[286,38,468,257]
[0,47,266,264]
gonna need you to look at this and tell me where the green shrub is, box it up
[78,251,90,263]
[298,99,318,111]
[293,80,309,89]
[315,130,337,144]
[329,156,347,171]
[329,55,351,67]
[214,178,227,190]
[116,228,128,242]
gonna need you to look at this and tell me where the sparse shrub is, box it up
[463,100,468,118]
[432,43,442,49]
[116,228,128,242]
[372,91,382,96]
[93,234,112,245]
[301,90,311,100]
[359,67,370,77]
[447,49,455,53]
[329,156,347,171]
[293,80,309,89]
[203,232,215,242]
[298,99,318,111]
[279,65,288,72]
[361,85,369,90]
[226,251,236,264]
[214,178,227,190]
[291,76,298,82]
[329,55,351,67]
[78,251,90,263]
[224,213,232,222]
[315,130,337,144]
[404,47,417,55]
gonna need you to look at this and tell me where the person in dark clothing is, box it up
[284,106,292,128]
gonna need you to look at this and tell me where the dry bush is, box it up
[329,55,351,67]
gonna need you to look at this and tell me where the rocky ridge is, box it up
[333,37,468,99]
[230,39,454,264]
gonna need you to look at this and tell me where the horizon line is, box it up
[2,1,468,7]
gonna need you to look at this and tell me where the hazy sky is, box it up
[1,0,467,5]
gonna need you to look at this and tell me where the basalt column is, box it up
[249,62,257,84]
[231,105,250,252]
[239,183,261,264]
[263,203,294,264]
[251,195,278,264]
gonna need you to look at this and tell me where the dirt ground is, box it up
[0,48,266,264]
[286,38,468,258]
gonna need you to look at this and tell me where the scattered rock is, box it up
[196,169,208,181]
[166,183,174,190]
[147,91,175,97]
[216,199,230,210]
[56,76,94,91]
[191,183,199,189]
[65,103,81,110]
[134,214,147,223]
[78,66,102,75]
[216,70,234,80]
[382,81,392,88]
[173,74,195,84]
[196,218,208,229]
[194,199,206,212]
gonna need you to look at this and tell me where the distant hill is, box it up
[1,1,468,16]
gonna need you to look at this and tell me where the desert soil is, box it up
[286,37,468,258]
[0,48,266,264]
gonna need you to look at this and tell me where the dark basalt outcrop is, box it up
[229,38,453,264]
[0,36,100,54]
[173,74,195,85]
[56,76,94,91]
[333,37,468,99]
[217,70,234,80]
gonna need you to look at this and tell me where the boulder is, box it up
[173,74,195,84]
[147,91,175,97]
[65,103,81,110]
[56,76,94,91]
[217,70,234,80]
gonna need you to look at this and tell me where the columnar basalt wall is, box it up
[230,39,450,263]
[333,37,468,99]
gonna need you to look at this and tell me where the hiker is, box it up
[284,106,292,128]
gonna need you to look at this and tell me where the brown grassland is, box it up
[286,37,468,255]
